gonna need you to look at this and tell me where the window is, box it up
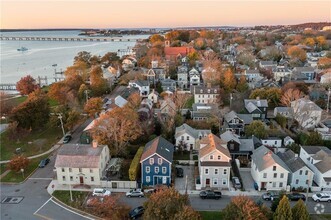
[273,166,276,171]
[215,169,218,175]
[296,179,299,184]
[213,178,218,185]
[91,177,94,182]
[274,173,277,178]
[62,176,66,181]
[69,168,72,172]
[210,155,214,160]
[162,167,166,174]
[230,143,235,150]
[146,166,150,173]
[263,173,267,178]
[90,169,93,173]
[275,141,277,144]
[187,136,190,140]
[299,170,303,175]
[149,158,154,165]
[305,170,308,175]
[205,169,209,174]
[70,176,73,181]
[279,182,283,188]
[181,136,184,140]
[223,169,227,175]
[272,182,276,187]
[79,168,82,172]
[62,168,65,172]
[146,176,150,183]
[280,173,284,178]
[155,167,159,173]
[218,155,221,160]
[158,158,162,165]
[222,179,227,185]
[306,180,309,185]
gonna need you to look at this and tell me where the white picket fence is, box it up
[100,180,137,189]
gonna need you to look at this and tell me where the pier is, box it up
[0,84,16,91]
[0,36,143,42]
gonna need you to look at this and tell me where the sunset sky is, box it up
[1,1,330,29]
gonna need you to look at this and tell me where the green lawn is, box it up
[0,164,8,175]
[311,214,331,220]
[199,211,224,220]
[0,125,62,161]
[184,96,194,109]
[0,157,42,182]
[173,151,190,160]
[53,190,89,209]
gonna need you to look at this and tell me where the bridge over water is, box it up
[0,36,143,42]
[0,84,16,91]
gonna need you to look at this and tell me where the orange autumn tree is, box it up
[16,75,39,95]
[84,97,103,118]
[223,69,237,91]
[8,156,29,172]
[91,106,142,155]
[287,46,307,63]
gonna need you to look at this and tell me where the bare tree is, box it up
[281,88,303,107]
[173,92,191,113]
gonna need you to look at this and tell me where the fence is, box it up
[100,180,137,189]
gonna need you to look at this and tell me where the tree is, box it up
[316,36,328,50]
[273,196,292,220]
[143,187,200,220]
[84,97,103,118]
[249,88,282,107]
[91,106,142,155]
[236,75,249,92]
[149,34,165,44]
[8,156,29,172]
[101,52,120,67]
[65,110,81,131]
[287,143,300,154]
[0,92,15,117]
[281,88,303,107]
[287,46,307,63]
[127,93,141,110]
[303,37,315,47]
[275,114,287,128]
[245,120,267,139]
[223,69,237,92]
[237,52,256,68]
[10,89,50,130]
[223,196,268,220]
[292,199,309,220]
[271,191,286,212]
[74,51,92,66]
[173,92,190,113]
[48,82,71,105]
[201,51,223,85]
[16,75,39,95]
[318,57,331,69]
[90,65,109,96]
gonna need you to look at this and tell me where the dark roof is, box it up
[200,161,231,167]
[277,150,307,172]
[140,136,174,163]
[301,146,329,154]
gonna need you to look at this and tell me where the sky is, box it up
[1,0,330,29]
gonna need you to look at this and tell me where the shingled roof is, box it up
[199,134,230,159]
[252,146,290,172]
[140,136,174,163]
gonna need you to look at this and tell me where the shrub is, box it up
[128,147,144,181]
[8,155,29,172]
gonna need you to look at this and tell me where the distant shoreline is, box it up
[0,29,88,32]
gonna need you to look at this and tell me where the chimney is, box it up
[207,83,211,88]
[92,140,98,148]
[256,96,260,101]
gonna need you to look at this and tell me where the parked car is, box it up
[262,191,279,201]
[287,193,306,201]
[312,193,331,202]
[176,167,184,178]
[232,177,241,189]
[199,190,222,200]
[126,189,144,198]
[63,135,72,144]
[92,188,111,197]
[38,158,50,168]
[254,182,259,190]
[129,206,144,219]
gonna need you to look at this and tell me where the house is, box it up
[140,136,174,186]
[147,89,159,104]
[251,145,290,191]
[55,141,110,186]
[220,131,241,154]
[244,69,261,82]
[199,134,231,189]
[164,40,195,61]
[259,61,277,70]
[192,103,218,121]
[292,67,315,80]
[273,66,292,82]
[193,85,220,104]
[138,99,153,120]
[315,121,331,141]
[146,61,166,84]
[129,80,150,97]
[291,98,322,129]
[102,95,128,113]
[274,107,292,118]
[320,72,331,84]
[159,98,176,116]
[283,136,295,146]
[277,150,314,189]
[244,98,268,119]
[177,70,188,89]
[175,123,211,151]
[223,110,253,135]
[299,145,331,190]
[122,56,137,72]
[161,77,177,92]
[252,78,279,89]
[260,137,283,152]
[189,68,199,77]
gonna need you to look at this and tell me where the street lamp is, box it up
[20,168,24,179]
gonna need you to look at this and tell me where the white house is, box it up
[260,137,284,152]
[273,66,292,82]
[129,80,150,97]
[199,134,231,190]
[283,136,295,146]
[274,107,292,118]
[175,123,211,150]
[291,98,322,129]
[251,146,290,191]
[190,73,200,86]
[55,142,110,186]
[177,71,188,89]
[277,150,314,190]
[193,85,220,104]
[320,72,331,84]
[147,89,159,104]
[244,69,261,82]
[299,145,331,190]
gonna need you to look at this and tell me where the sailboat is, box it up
[17,47,28,51]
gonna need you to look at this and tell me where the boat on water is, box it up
[52,64,57,67]
[17,47,28,51]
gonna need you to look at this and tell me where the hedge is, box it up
[129,147,144,181]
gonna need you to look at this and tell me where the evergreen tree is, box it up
[274,196,292,220]
[292,199,309,220]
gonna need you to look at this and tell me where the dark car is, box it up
[176,167,184,178]
[232,177,242,189]
[199,190,222,200]
[63,135,72,144]
[254,182,259,190]
[129,206,144,219]
[287,193,306,201]
[39,158,50,168]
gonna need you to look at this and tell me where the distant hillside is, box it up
[290,22,331,30]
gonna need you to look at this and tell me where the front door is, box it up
[206,178,210,187]
[79,176,84,184]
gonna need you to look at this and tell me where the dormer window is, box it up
[210,155,214,160]
[214,89,217,93]
[273,166,276,171]
[208,89,210,93]
[218,155,221,160]
[200,89,203,93]
[149,158,154,165]
[158,158,162,165]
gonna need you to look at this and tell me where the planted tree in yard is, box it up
[292,199,309,220]
[223,196,268,220]
[275,114,287,128]
[223,69,237,92]
[8,156,29,172]
[245,120,267,139]
[84,97,103,118]
[16,75,39,95]
[143,187,201,220]
[236,75,249,92]
[89,65,109,96]
[271,190,286,212]
[274,196,292,220]
[128,147,144,181]
[127,92,141,110]
[0,92,15,117]
[287,46,307,63]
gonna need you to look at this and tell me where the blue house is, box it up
[140,136,174,186]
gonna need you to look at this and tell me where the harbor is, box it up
[1,36,143,42]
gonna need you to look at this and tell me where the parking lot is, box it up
[239,169,256,192]
[174,165,195,191]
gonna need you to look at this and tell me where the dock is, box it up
[0,36,143,42]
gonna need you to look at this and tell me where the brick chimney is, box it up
[92,140,98,148]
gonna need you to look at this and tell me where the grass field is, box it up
[53,190,89,209]
[173,151,190,160]
[199,211,224,220]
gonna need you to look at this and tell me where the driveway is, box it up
[174,165,195,191]
[239,169,256,192]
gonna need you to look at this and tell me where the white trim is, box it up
[140,153,172,164]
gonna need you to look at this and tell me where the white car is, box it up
[92,188,111,197]
[126,189,144,198]
[312,193,331,202]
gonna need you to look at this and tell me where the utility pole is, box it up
[327,87,331,114]
[230,93,233,110]
[58,114,65,136]
[69,183,73,202]
[84,90,89,103]
[185,174,188,194]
